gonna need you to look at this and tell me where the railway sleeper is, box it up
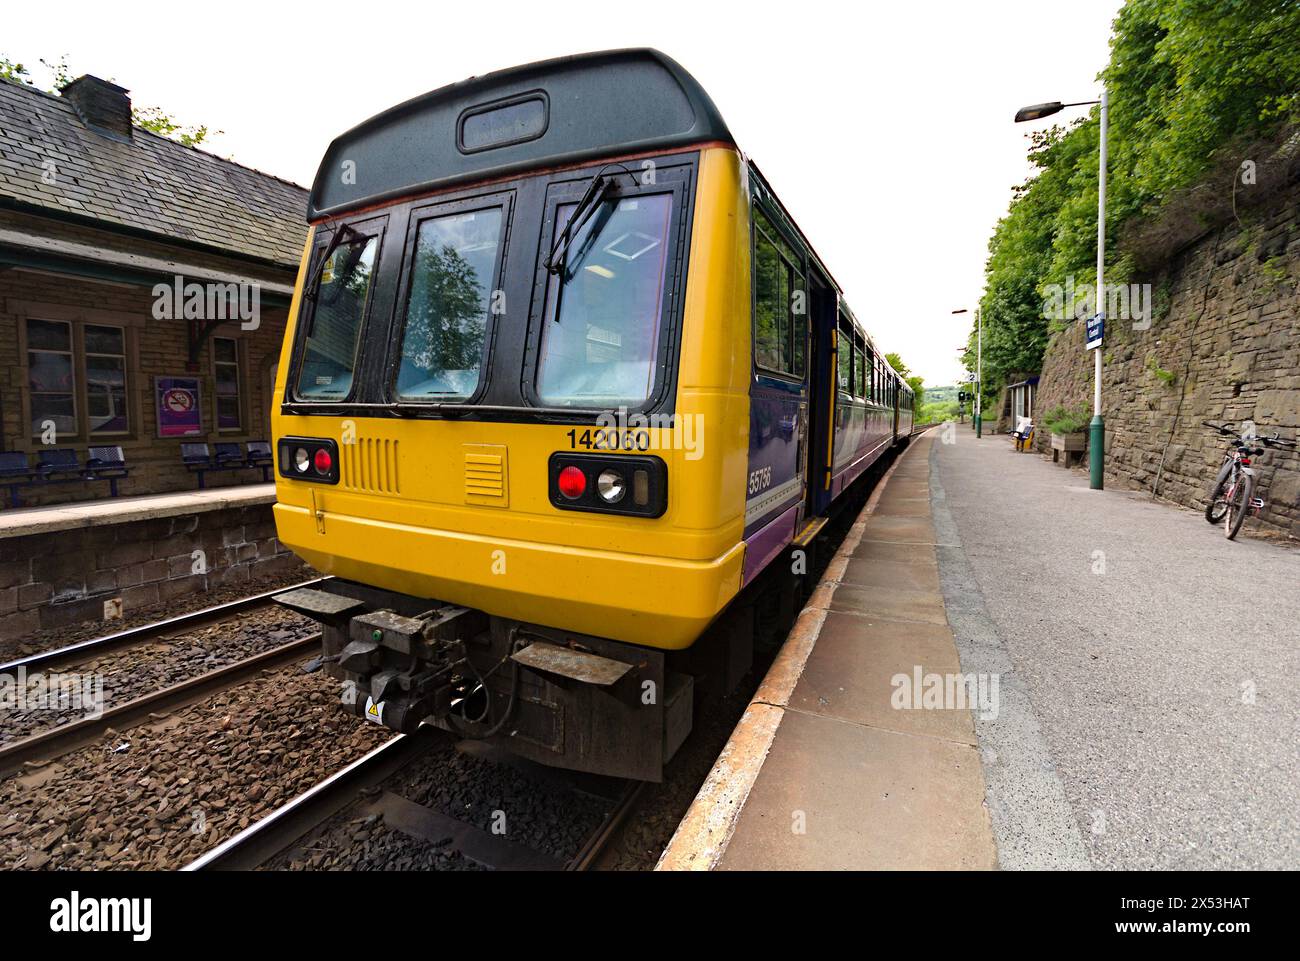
[274,582,700,781]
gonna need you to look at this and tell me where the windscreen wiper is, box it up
[304,223,363,302]
[545,174,614,276]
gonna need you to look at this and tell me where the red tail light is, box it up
[314,448,333,474]
[557,465,587,499]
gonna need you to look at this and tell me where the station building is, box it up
[0,74,311,639]
[0,74,309,506]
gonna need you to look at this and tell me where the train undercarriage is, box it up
[274,578,754,781]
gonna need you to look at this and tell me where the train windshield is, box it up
[295,233,378,400]
[396,208,503,402]
[536,193,673,408]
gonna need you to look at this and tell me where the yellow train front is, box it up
[272,49,912,780]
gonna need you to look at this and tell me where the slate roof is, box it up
[0,78,309,268]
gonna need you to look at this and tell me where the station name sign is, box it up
[1085,313,1104,351]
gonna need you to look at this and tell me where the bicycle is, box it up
[1201,421,1297,540]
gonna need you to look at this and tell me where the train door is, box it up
[806,271,836,516]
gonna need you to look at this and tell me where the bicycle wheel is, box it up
[1205,477,1230,524]
[1225,472,1253,540]
[1201,460,1232,522]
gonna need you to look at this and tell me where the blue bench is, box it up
[182,441,273,489]
[0,452,38,508]
[0,448,131,507]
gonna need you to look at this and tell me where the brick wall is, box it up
[0,216,297,506]
[0,503,306,640]
[1034,182,1300,537]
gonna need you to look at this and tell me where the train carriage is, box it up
[273,49,913,779]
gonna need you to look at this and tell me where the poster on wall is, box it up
[155,375,203,438]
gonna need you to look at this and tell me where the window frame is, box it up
[521,165,692,415]
[287,213,388,405]
[83,322,129,437]
[212,334,243,433]
[27,318,78,439]
[385,190,513,407]
[750,203,808,383]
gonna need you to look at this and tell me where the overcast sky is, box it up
[6,0,1122,387]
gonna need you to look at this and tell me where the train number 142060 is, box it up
[566,428,651,452]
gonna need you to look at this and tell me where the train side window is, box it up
[395,207,504,402]
[856,339,868,402]
[836,321,853,393]
[295,229,380,401]
[753,208,805,380]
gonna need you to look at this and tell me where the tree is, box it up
[1,51,220,147]
[967,0,1300,406]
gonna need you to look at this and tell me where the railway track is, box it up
[184,729,643,871]
[0,579,330,778]
[0,576,329,676]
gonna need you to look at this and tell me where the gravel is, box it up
[0,606,314,746]
[0,658,389,870]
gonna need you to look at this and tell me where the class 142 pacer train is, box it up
[271,49,914,780]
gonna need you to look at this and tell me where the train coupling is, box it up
[274,587,486,735]
[336,609,481,734]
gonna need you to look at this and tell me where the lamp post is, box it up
[1015,89,1108,489]
[952,308,981,438]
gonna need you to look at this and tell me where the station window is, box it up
[28,319,76,437]
[753,209,806,380]
[295,230,378,401]
[397,207,503,402]
[27,319,130,438]
[213,336,242,431]
[536,193,674,408]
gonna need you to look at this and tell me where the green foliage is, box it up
[0,58,33,85]
[884,351,926,416]
[132,104,218,147]
[1145,354,1177,385]
[1042,403,1092,435]
[966,0,1300,402]
[2,51,219,147]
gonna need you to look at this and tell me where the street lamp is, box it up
[1016,89,1108,490]
[952,308,982,438]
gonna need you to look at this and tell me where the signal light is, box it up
[277,437,339,485]
[557,465,587,499]
[548,453,666,517]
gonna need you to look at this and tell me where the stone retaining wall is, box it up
[0,503,305,639]
[1033,181,1300,537]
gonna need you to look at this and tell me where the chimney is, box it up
[61,75,133,140]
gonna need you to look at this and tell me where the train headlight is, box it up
[278,437,340,485]
[557,465,587,499]
[596,468,626,503]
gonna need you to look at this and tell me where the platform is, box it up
[658,432,997,870]
[0,484,275,540]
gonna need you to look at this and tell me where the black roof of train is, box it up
[308,48,733,221]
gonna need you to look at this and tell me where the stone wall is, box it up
[1034,181,1300,537]
[0,502,305,640]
